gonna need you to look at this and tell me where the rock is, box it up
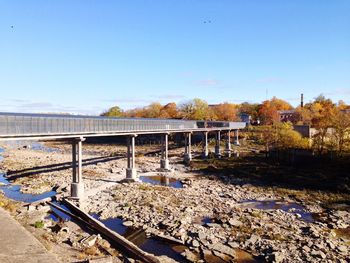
[27,205,36,212]
[210,243,235,256]
[228,218,243,227]
[227,242,239,249]
[302,246,310,253]
[326,241,335,250]
[81,234,99,247]
[337,245,348,253]
[311,250,326,259]
[122,221,133,227]
[191,239,200,248]
[206,223,221,228]
[181,249,199,262]
[247,234,259,245]
[272,252,284,263]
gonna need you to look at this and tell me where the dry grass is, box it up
[0,193,19,213]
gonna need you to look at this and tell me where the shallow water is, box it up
[30,142,60,153]
[47,201,72,222]
[240,200,314,222]
[0,174,56,203]
[91,214,187,262]
[139,175,183,188]
[0,147,57,203]
[193,216,214,225]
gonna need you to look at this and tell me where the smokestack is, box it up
[301,93,304,108]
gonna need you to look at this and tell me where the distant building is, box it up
[239,113,251,125]
[278,110,300,123]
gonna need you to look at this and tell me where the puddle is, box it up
[91,214,187,262]
[0,174,56,203]
[47,201,72,222]
[193,216,214,225]
[240,200,314,222]
[235,249,261,263]
[30,142,60,153]
[139,175,183,188]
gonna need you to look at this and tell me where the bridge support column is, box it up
[184,133,192,164]
[225,130,232,157]
[160,133,170,170]
[71,137,85,199]
[126,135,138,181]
[215,131,221,157]
[234,129,240,145]
[202,131,209,159]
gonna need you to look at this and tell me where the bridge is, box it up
[0,112,246,199]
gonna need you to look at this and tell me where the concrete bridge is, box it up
[0,112,246,199]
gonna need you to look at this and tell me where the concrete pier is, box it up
[202,131,209,159]
[71,137,85,199]
[215,130,221,157]
[184,133,192,164]
[126,135,138,181]
[160,133,170,170]
[234,129,240,145]
[225,130,232,157]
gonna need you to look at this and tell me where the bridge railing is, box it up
[0,112,246,137]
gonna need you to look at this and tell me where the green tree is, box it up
[101,106,124,117]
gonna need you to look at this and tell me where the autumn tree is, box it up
[330,109,350,155]
[159,103,179,119]
[306,95,337,154]
[258,97,293,124]
[212,102,239,121]
[258,123,308,153]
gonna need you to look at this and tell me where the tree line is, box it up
[102,95,350,155]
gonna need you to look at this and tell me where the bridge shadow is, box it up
[5,155,125,181]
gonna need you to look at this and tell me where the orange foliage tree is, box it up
[212,103,239,121]
[258,97,293,124]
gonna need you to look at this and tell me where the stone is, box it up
[302,245,310,253]
[192,239,200,248]
[81,234,99,247]
[181,249,199,262]
[272,252,284,263]
[311,250,326,259]
[122,221,133,227]
[228,218,243,227]
[227,242,240,249]
[210,243,235,256]
[337,245,348,253]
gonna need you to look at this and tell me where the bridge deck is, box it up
[0,112,246,141]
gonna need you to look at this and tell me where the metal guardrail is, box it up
[0,112,246,138]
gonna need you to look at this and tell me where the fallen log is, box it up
[62,199,160,263]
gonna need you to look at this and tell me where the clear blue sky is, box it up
[0,1,349,114]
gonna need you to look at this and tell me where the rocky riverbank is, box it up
[0,141,349,262]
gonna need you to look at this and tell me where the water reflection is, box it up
[91,214,188,262]
[139,175,183,188]
[240,200,314,222]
